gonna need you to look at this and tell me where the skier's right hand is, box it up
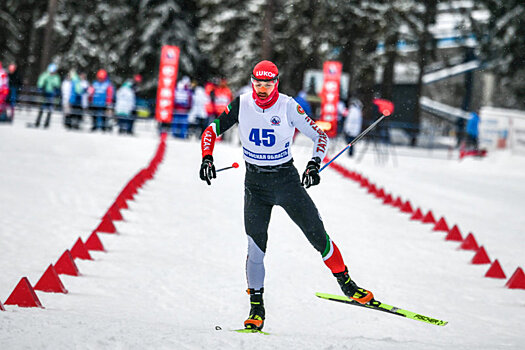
[199,155,216,185]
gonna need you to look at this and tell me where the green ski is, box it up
[232,328,270,335]
[316,292,448,326]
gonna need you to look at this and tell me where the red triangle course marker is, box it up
[460,233,479,251]
[4,277,43,308]
[471,246,491,265]
[392,196,403,208]
[505,267,525,289]
[485,259,506,279]
[71,237,93,260]
[445,225,463,241]
[95,215,117,234]
[433,217,449,232]
[54,250,80,276]
[107,204,123,221]
[382,194,393,205]
[401,200,413,214]
[34,264,68,293]
[85,231,105,251]
[422,210,436,224]
[410,208,424,221]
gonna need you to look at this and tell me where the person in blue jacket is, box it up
[466,111,480,150]
[89,69,114,132]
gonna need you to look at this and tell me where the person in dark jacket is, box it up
[7,63,21,120]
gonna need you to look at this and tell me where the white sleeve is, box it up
[287,99,329,162]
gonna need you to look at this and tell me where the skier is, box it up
[199,60,373,331]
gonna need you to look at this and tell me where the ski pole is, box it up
[320,112,390,173]
[216,162,240,173]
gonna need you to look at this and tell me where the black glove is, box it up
[301,158,321,188]
[199,155,216,185]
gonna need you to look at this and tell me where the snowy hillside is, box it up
[1,111,524,349]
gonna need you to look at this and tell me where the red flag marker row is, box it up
[1,135,168,310]
[326,160,525,290]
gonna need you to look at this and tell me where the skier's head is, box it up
[8,64,16,73]
[251,60,279,105]
[96,69,108,81]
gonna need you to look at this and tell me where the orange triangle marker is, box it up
[34,264,68,293]
[4,277,43,308]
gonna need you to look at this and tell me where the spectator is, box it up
[337,99,348,135]
[115,80,136,134]
[213,78,232,141]
[69,71,85,129]
[204,81,217,120]
[465,110,480,150]
[213,78,232,116]
[7,63,21,121]
[33,63,61,128]
[294,90,312,117]
[343,98,363,157]
[0,61,9,122]
[188,82,210,138]
[79,72,90,112]
[89,69,114,132]
[172,76,192,138]
[61,70,73,129]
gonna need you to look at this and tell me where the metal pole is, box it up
[320,113,389,172]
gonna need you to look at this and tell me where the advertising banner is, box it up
[155,45,180,123]
[319,61,342,138]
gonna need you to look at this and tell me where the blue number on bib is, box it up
[249,129,275,147]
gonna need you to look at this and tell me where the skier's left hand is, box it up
[301,158,321,188]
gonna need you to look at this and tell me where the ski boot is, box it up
[334,266,374,304]
[244,288,265,330]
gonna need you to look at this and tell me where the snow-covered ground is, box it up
[1,111,524,349]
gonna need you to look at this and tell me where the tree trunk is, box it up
[261,0,275,60]
[39,0,58,73]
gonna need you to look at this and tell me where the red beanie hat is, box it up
[252,60,279,81]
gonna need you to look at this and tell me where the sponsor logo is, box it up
[255,71,276,79]
[226,104,231,114]
[297,105,305,115]
[270,116,281,126]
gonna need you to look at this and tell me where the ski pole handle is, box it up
[320,113,390,173]
[216,162,240,173]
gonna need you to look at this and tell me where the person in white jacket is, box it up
[343,98,363,156]
[188,84,210,138]
[115,80,136,134]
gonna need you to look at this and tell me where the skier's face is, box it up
[252,79,277,100]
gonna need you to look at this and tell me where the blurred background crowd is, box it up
[0,1,523,152]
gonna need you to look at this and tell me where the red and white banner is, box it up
[155,45,180,123]
[318,61,342,138]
